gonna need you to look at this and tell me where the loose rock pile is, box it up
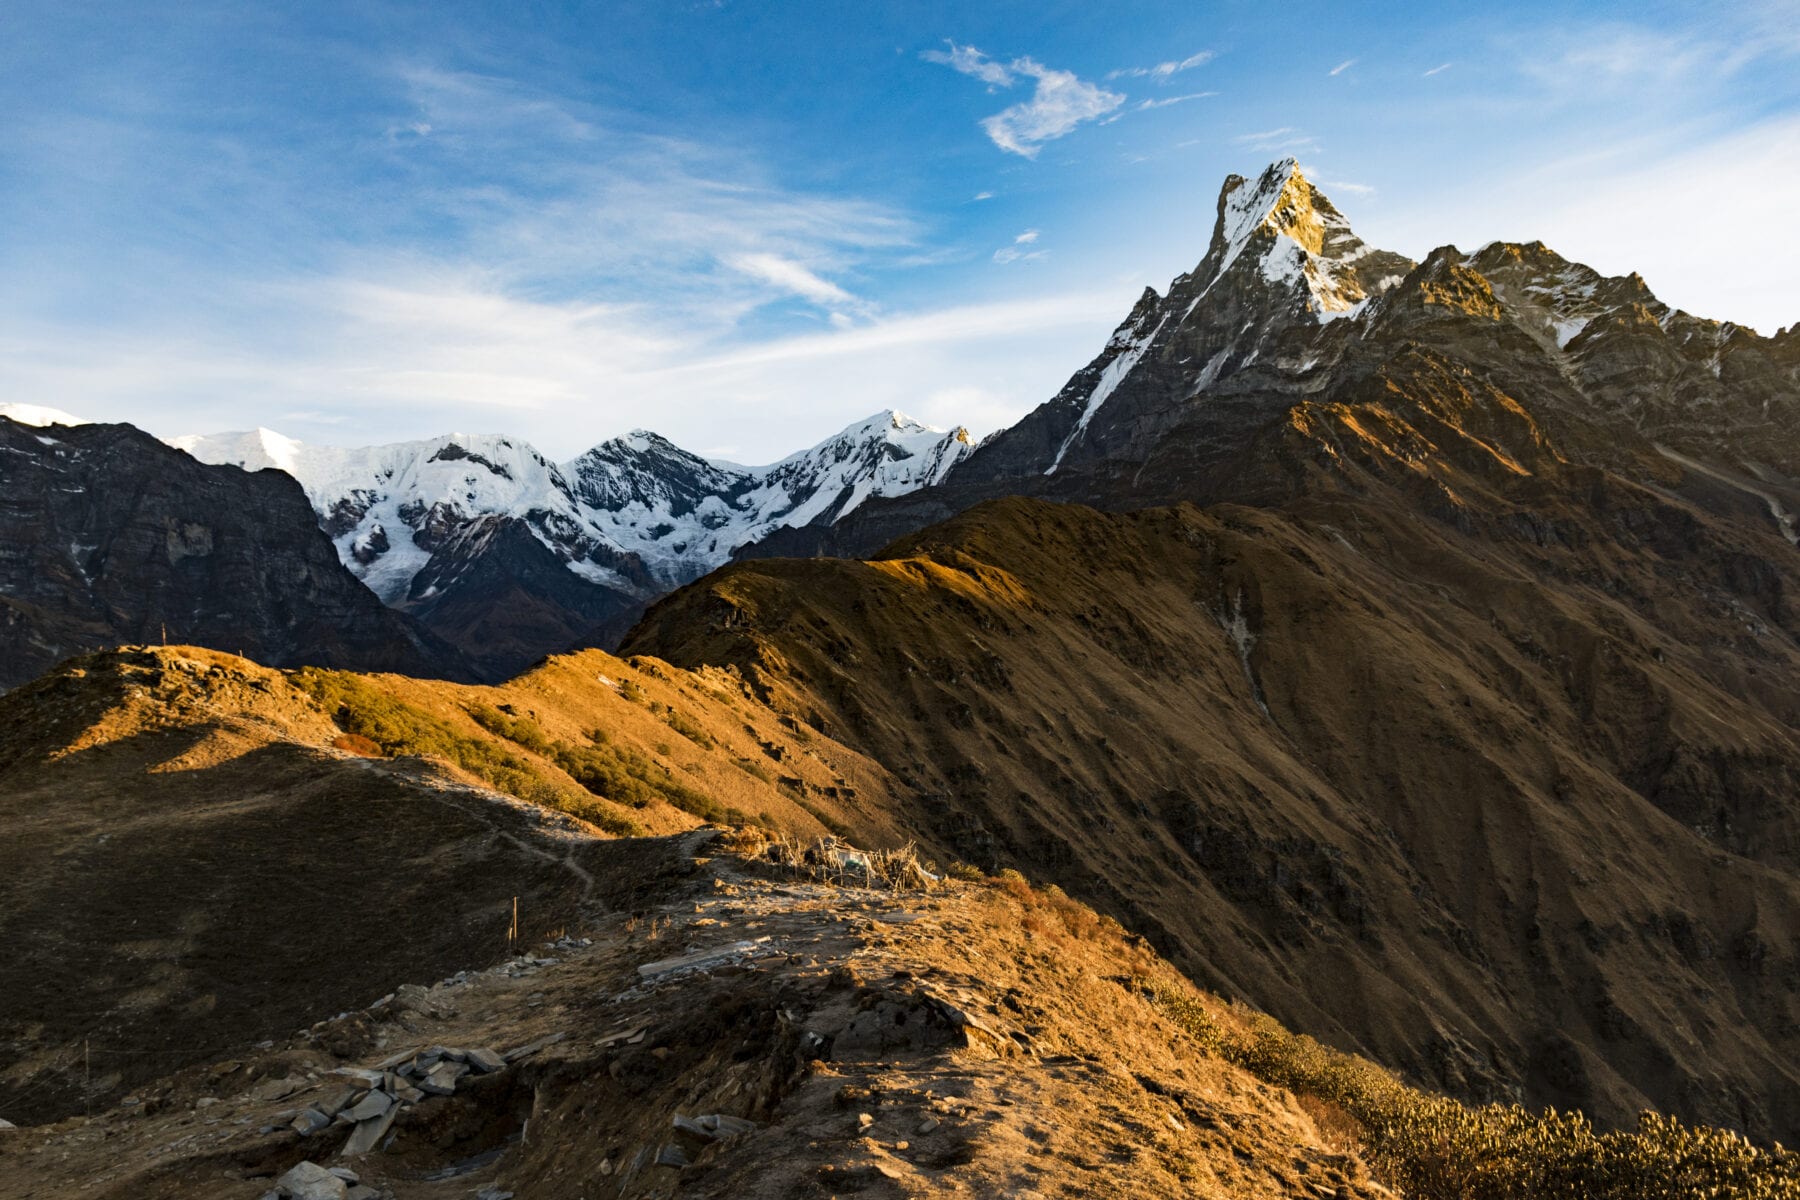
[279,1041,528,1161]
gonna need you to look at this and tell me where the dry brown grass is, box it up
[728,829,943,892]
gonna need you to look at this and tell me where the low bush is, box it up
[292,671,640,836]
[1142,980,1800,1200]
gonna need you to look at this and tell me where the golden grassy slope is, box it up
[0,643,913,1123]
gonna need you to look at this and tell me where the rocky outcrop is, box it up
[0,417,473,687]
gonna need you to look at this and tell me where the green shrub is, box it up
[466,704,553,755]
[1143,981,1800,1200]
[292,671,639,836]
[664,707,715,747]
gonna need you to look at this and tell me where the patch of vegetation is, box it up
[291,671,640,837]
[466,704,554,755]
[662,706,715,748]
[553,729,758,827]
[1143,981,1800,1200]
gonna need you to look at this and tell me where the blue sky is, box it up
[3,0,1798,460]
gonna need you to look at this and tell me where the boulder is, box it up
[276,1160,348,1200]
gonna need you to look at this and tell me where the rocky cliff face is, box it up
[0,417,473,687]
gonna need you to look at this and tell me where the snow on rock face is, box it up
[0,403,87,428]
[173,411,973,604]
[566,411,972,580]
[1205,158,1404,319]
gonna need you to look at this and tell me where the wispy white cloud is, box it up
[922,42,1123,158]
[1423,62,1453,76]
[994,230,1044,263]
[1233,126,1321,155]
[1319,178,1376,196]
[724,252,863,314]
[972,190,995,201]
[1108,50,1216,81]
[920,41,1013,87]
[1135,92,1216,111]
[0,275,1136,458]
[1329,58,1356,76]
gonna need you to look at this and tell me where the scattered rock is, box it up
[340,1103,400,1157]
[418,1061,467,1096]
[392,983,454,1020]
[465,1047,507,1073]
[252,1076,308,1102]
[276,1160,348,1200]
[501,1031,566,1062]
[917,1116,941,1135]
[290,1108,334,1136]
[344,1091,392,1122]
[329,1067,385,1089]
[653,1143,690,1168]
[674,1112,761,1142]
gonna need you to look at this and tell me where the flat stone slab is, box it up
[340,1104,399,1157]
[501,1031,566,1062]
[344,1091,392,1123]
[417,1061,467,1096]
[636,940,766,979]
[251,1076,308,1102]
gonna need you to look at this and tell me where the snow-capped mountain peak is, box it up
[173,409,974,609]
[0,403,88,428]
[1204,158,1402,319]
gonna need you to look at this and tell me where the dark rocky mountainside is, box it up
[628,487,1800,1143]
[398,514,644,681]
[744,159,1799,560]
[627,161,1800,1140]
[0,418,474,687]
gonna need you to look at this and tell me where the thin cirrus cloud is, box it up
[992,228,1043,264]
[1424,62,1454,76]
[1234,127,1321,155]
[922,41,1123,158]
[1329,59,1357,76]
[1135,92,1216,110]
[1107,50,1216,81]
[724,252,865,315]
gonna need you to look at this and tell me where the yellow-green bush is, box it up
[1143,980,1800,1199]
[291,670,640,836]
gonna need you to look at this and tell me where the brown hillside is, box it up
[0,644,911,1124]
[0,833,1408,1200]
[624,490,1800,1143]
